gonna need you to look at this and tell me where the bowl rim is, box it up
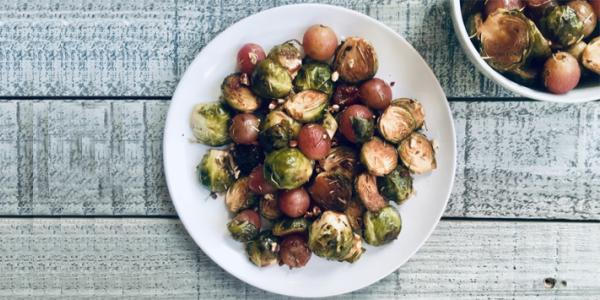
[450,0,600,103]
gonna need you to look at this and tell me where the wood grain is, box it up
[0,218,597,298]
[0,0,513,98]
[0,100,598,219]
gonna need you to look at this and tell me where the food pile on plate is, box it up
[190,24,437,268]
[462,0,599,94]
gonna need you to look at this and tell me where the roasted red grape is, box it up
[543,52,580,94]
[248,165,277,195]
[339,105,374,143]
[229,113,260,144]
[297,124,331,160]
[279,234,311,269]
[278,188,310,218]
[302,24,338,61]
[237,43,266,74]
[359,78,392,110]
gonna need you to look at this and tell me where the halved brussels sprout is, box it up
[378,105,416,144]
[246,231,280,267]
[221,73,261,112]
[190,102,231,146]
[308,171,352,211]
[251,58,293,99]
[259,193,282,220]
[480,10,550,71]
[293,62,334,96]
[567,0,597,38]
[231,144,264,176]
[355,173,387,212]
[392,98,425,129]
[377,165,413,204]
[342,233,364,263]
[363,206,402,246]
[264,148,313,189]
[333,37,378,83]
[540,5,584,48]
[321,112,338,139]
[283,90,328,122]
[272,218,310,236]
[268,40,304,78]
[344,197,365,233]
[225,177,258,213]
[318,146,359,179]
[227,209,261,242]
[567,40,587,62]
[262,110,302,135]
[308,211,354,261]
[398,132,437,174]
[360,138,398,176]
[582,37,600,75]
[259,110,301,152]
[198,149,236,193]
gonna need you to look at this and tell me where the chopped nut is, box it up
[289,140,298,148]
[268,102,277,110]
[331,71,339,82]
[277,98,285,104]
[239,73,250,86]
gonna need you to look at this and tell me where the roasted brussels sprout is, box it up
[377,165,413,204]
[525,0,558,22]
[398,133,437,174]
[582,37,600,75]
[378,105,416,144]
[262,110,302,136]
[227,209,261,242]
[279,234,311,269]
[259,110,301,152]
[198,149,236,193]
[272,218,310,236]
[308,211,354,261]
[259,193,282,220]
[540,5,584,48]
[293,62,334,96]
[355,173,387,212]
[333,37,378,83]
[344,197,365,233]
[246,231,280,267]
[567,0,597,38]
[225,177,258,213]
[321,112,338,139]
[251,58,293,99]
[363,206,402,246]
[360,138,398,176]
[268,40,304,78]
[566,40,587,62]
[342,233,364,263]
[308,172,352,211]
[480,10,551,71]
[318,146,359,179]
[392,98,425,129]
[231,144,264,176]
[190,102,231,146]
[283,90,328,122]
[221,73,261,112]
[264,148,314,189]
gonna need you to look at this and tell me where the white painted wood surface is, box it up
[1,100,598,219]
[0,0,512,98]
[0,218,597,298]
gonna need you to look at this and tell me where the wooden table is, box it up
[1,0,599,298]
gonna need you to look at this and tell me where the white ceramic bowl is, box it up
[450,0,600,103]
[164,4,456,297]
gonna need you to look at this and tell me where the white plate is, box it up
[164,4,456,298]
[450,0,600,103]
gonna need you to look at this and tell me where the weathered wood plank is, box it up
[0,218,597,298]
[1,100,598,219]
[0,0,511,98]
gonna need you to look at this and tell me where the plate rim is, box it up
[164,3,457,297]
